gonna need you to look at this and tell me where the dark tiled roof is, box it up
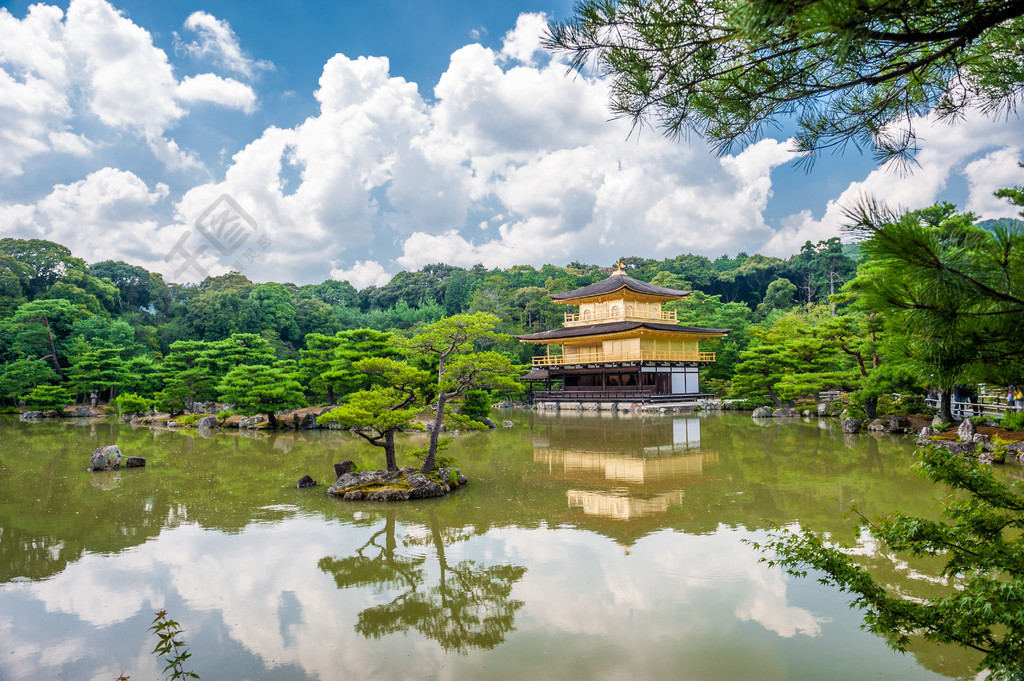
[550,273,690,301]
[515,321,730,341]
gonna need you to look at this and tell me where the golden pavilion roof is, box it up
[549,273,690,303]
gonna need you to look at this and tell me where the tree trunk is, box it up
[421,393,448,474]
[863,395,878,420]
[41,316,64,381]
[327,386,335,405]
[939,391,954,424]
[266,411,278,429]
[384,430,398,472]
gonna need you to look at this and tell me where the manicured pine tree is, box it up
[398,313,520,473]
[21,384,74,412]
[317,357,428,471]
[154,340,218,414]
[217,364,305,429]
[0,359,58,404]
[66,339,131,402]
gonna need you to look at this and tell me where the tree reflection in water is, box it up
[319,509,527,654]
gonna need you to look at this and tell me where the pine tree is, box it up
[317,358,428,471]
[217,364,305,428]
[398,314,520,473]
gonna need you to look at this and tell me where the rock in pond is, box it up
[239,415,267,429]
[90,445,122,471]
[957,419,977,443]
[297,474,318,488]
[333,461,355,479]
[19,411,43,421]
[842,418,864,433]
[67,406,94,418]
[773,407,799,418]
[125,456,146,468]
[881,415,912,434]
[328,466,467,501]
[502,420,514,427]
[195,415,219,429]
[751,406,773,419]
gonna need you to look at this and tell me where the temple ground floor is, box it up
[522,362,712,403]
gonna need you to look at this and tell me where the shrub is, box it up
[409,438,459,469]
[175,414,203,427]
[112,392,150,416]
[876,392,929,416]
[21,385,74,411]
[459,389,492,422]
[1000,410,1024,431]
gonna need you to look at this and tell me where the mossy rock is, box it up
[328,468,465,501]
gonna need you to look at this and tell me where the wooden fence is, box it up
[925,393,1019,419]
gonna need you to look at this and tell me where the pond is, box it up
[0,410,989,680]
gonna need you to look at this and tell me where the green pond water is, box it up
[0,410,1000,680]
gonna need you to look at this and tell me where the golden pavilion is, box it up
[516,267,729,402]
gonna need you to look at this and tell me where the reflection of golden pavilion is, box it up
[531,416,719,520]
[517,266,729,402]
[537,445,712,484]
[566,490,686,520]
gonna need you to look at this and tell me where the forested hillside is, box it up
[2,205,1020,419]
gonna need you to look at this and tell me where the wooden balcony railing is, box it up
[531,350,716,366]
[564,310,677,326]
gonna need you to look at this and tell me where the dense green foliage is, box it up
[546,0,1024,166]
[21,384,73,411]
[0,213,1017,431]
[0,233,865,417]
[848,200,1024,421]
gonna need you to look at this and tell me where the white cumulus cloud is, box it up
[178,73,257,113]
[0,167,175,269]
[329,260,393,289]
[0,0,269,178]
[765,109,1024,255]
[2,5,1021,285]
[176,10,273,77]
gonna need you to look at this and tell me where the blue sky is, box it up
[1,0,1022,288]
